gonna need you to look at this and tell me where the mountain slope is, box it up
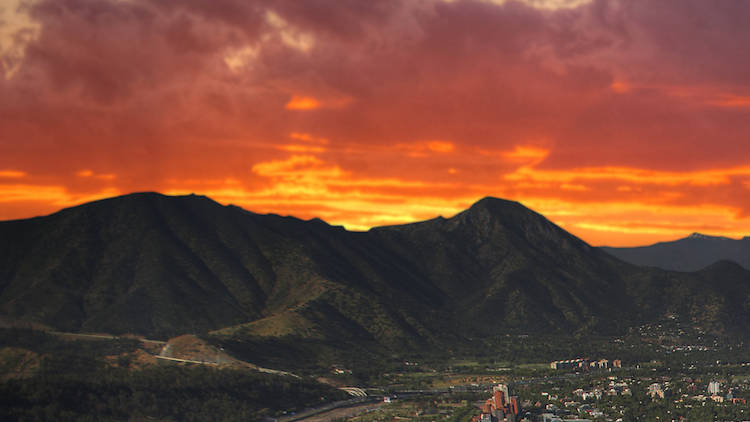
[0,193,438,343]
[2,193,750,351]
[370,197,636,333]
[602,233,750,271]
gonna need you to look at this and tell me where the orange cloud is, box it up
[506,164,750,186]
[289,132,329,144]
[0,184,120,206]
[709,95,750,108]
[277,144,327,153]
[427,141,455,153]
[181,154,472,229]
[396,140,456,157]
[77,169,116,180]
[518,196,750,246]
[560,183,589,191]
[285,95,320,110]
[502,146,550,163]
[0,170,26,178]
[251,155,344,180]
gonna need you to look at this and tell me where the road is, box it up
[282,401,383,422]
[44,329,298,377]
[277,397,381,422]
[154,355,218,365]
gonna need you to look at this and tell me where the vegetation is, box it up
[3,192,750,350]
[0,365,347,421]
[0,328,141,359]
[0,328,348,421]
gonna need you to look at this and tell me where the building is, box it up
[476,384,520,422]
[494,384,509,409]
[648,383,665,399]
[550,358,619,371]
[708,381,721,395]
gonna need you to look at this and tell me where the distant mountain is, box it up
[2,193,750,359]
[601,233,750,272]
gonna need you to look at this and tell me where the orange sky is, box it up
[2,0,750,246]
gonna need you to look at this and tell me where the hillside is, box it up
[369,197,636,334]
[602,233,750,272]
[2,193,750,362]
[0,193,439,350]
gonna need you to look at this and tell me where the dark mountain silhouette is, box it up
[601,233,750,272]
[2,193,750,353]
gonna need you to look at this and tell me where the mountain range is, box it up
[603,233,750,272]
[2,193,750,359]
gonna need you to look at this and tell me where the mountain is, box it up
[369,197,635,334]
[2,193,750,360]
[0,193,441,348]
[601,233,750,272]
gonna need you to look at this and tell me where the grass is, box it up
[210,311,321,339]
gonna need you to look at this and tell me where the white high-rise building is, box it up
[708,381,721,395]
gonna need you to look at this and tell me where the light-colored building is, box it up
[708,381,721,395]
[648,383,665,399]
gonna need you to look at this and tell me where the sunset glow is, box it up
[285,96,321,111]
[2,0,750,246]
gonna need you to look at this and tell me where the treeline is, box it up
[0,365,348,421]
[0,328,141,359]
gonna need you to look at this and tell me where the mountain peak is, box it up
[456,195,591,251]
[469,196,523,209]
[463,196,531,221]
[83,191,217,207]
[464,196,555,224]
[686,232,729,241]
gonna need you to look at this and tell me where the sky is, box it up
[1,0,750,246]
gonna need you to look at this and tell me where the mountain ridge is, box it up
[602,232,750,272]
[2,192,750,361]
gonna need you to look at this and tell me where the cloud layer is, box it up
[2,0,750,245]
